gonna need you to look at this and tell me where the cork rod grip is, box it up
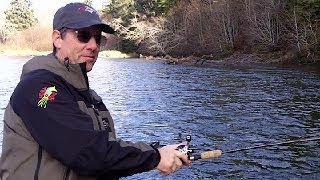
[200,150,222,159]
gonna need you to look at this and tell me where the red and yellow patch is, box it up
[37,86,58,108]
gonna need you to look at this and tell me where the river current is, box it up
[0,57,319,179]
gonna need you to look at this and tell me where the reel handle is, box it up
[177,135,222,161]
[186,135,191,143]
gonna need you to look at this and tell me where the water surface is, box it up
[0,57,319,179]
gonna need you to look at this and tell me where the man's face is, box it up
[59,26,104,72]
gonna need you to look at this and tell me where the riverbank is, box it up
[160,52,320,66]
[1,49,319,68]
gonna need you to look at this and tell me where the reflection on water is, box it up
[0,57,319,179]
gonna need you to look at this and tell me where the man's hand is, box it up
[156,143,191,176]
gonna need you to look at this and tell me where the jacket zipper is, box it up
[92,104,102,130]
[34,146,42,180]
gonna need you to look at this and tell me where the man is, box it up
[0,2,190,180]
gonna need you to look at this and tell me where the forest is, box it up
[103,0,320,63]
[1,0,319,63]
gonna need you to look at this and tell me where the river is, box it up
[0,56,319,179]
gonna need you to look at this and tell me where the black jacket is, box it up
[0,54,160,180]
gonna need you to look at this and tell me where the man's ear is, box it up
[52,30,62,49]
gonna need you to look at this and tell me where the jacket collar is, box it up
[21,53,89,91]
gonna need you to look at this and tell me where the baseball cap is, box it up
[53,2,114,34]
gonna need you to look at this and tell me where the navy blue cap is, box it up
[53,2,114,34]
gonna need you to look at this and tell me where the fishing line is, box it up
[182,135,320,160]
[224,136,320,154]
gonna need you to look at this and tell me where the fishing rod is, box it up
[176,135,320,161]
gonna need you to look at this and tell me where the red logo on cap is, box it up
[77,6,96,14]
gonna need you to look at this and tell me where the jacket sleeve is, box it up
[10,70,160,177]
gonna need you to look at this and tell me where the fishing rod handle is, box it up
[190,150,222,160]
[201,150,222,159]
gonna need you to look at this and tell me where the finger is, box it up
[175,151,188,161]
[171,163,177,173]
[174,155,183,168]
[175,151,191,166]
[166,155,182,174]
[159,170,170,176]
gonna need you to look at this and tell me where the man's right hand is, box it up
[156,143,191,176]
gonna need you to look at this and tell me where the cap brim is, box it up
[65,20,115,34]
[97,24,115,34]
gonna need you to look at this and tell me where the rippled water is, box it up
[0,57,319,179]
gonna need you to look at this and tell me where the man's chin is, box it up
[86,65,94,72]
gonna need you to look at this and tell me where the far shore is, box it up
[1,49,319,68]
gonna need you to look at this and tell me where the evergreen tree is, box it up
[151,0,177,16]
[103,0,136,26]
[103,0,177,23]
[4,0,38,32]
[83,0,93,7]
[101,0,178,53]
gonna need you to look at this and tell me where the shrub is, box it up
[0,25,52,52]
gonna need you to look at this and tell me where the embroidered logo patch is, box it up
[77,6,96,14]
[37,86,57,108]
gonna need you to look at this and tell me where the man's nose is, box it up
[87,36,98,50]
